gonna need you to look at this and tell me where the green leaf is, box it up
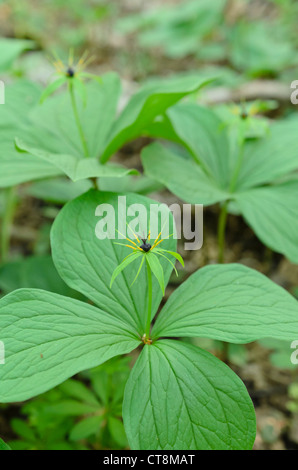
[162,102,298,193]
[0,75,120,187]
[27,178,92,204]
[118,0,225,59]
[229,21,296,75]
[142,103,298,262]
[59,379,99,406]
[0,438,11,450]
[91,370,109,405]
[142,142,229,205]
[11,419,36,442]
[0,38,35,71]
[236,120,298,190]
[166,103,231,187]
[123,340,256,450]
[0,81,62,188]
[0,80,41,127]
[0,289,140,402]
[69,415,104,441]
[44,400,98,416]
[0,255,82,298]
[99,173,163,195]
[100,75,214,163]
[51,190,176,334]
[152,264,298,343]
[234,182,298,264]
[108,417,128,447]
[16,138,138,182]
[0,133,62,187]
[30,73,121,159]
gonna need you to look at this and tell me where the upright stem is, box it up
[1,187,17,263]
[217,125,245,264]
[91,177,99,191]
[229,145,245,194]
[217,202,228,264]
[229,125,246,194]
[69,81,89,158]
[218,202,230,364]
[145,259,153,339]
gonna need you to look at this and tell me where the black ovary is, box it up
[66,67,75,77]
[140,243,151,252]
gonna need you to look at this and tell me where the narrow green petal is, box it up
[110,251,142,288]
[146,253,165,295]
[40,77,68,103]
[155,251,178,276]
[156,248,184,267]
[131,256,145,287]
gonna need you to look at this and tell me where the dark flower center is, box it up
[66,67,75,77]
[140,243,151,252]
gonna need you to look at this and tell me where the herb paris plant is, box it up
[142,103,298,263]
[1,190,298,449]
[0,71,212,261]
[0,72,212,189]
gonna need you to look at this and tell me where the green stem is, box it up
[218,204,230,364]
[229,125,246,193]
[69,81,89,158]
[91,177,99,191]
[217,125,245,264]
[229,145,245,193]
[1,187,17,263]
[217,202,228,264]
[145,259,153,339]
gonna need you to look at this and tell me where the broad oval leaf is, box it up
[0,81,62,188]
[0,38,35,72]
[16,138,138,182]
[0,255,82,298]
[0,289,140,403]
[0,132,61,188]
[123,340,256,450]
[236,120,298,191]
[166,103,231,188]
[0,74,122,188]
[29,73,121,159]
[142,142,229,205]
[0,80,41,128]
[234,182,298,264]
[100,75,214,163]
[152,264,298,343]
[51,190,176,335]
[70,415,104,441]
